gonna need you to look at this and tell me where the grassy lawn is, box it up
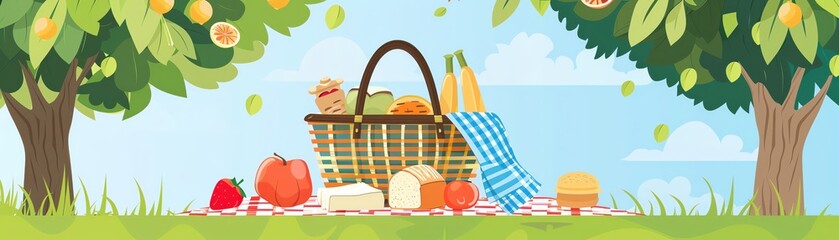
[2,216,838,239]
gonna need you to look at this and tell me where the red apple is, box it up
[444,180,479,210]
[254,153,313,207]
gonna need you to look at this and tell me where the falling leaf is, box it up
[325,4,345,30]
[830,55,839,77]
[492,0,520,27]
[654,124,669,143]
[530,0,550,16]
[246,94,263,116]
[680,68,697,92]
[434,7,447,17]
[101,56,118,78]
[726,62,742,82]
[621,80,635,97]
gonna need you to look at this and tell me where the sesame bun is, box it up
[555,172,601,195]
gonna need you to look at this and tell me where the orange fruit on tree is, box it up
[778,2,802,28]
[581,0,612,9]
[210,22,239,48]
[34,17,57,40]
[267,0,290,10]
[189,0,213,25]
[150,0,175,14]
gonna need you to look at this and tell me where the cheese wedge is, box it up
[317,183,385,212]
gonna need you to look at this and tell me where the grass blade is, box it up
[134,179,147,216]
[106,197,119,216]
[610,194,618,209]
[769,181,785,216]
[19,186,35,216]
[181,199,195,214]
[820,205,831,216]
[794,185,803,216]
[651,192,667,216]
[648,201,655,216]
[725,179,735,216]
[688,204,699,216]
[671,195,686,216]
[623,190,645,215]
[79,179,91,216]
[155,180,164,216]
[739,192,758,216]
[703,178,718,216]
[98,178,109,215]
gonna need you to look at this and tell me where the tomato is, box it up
[255,153,313,207]
[444,181,479,210]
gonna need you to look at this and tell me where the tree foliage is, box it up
[551,0,839,113]
[0,0,323,119]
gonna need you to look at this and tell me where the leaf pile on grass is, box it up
[613,178,829,216]
[0,178,192,216]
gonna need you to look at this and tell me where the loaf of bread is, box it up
[388,165,445,209]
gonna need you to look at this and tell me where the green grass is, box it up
[0,177,188,217]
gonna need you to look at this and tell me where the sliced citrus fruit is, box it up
[34,17,57,40]
[210,22,240,48]
[581,0,612,9]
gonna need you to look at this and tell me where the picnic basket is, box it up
[304,40,479,199]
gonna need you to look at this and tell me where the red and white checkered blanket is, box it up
[179,196,643,216]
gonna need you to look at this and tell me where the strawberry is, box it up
[209,178,246,210]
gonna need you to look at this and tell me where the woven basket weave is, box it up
[305,40,479,198]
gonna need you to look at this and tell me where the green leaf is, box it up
[112,41,150,92]
[492,0,520,28]
[29,0,67,69]
[629,0,669,46]
[434,7,447,17]
[0,27,18,58]
[109,0,127,25]
[685,0,706,9]
[325,4,345,30]
[751,23,761,45]
[621,80,635,97]
[148,62,187,97]
[613,0,636,37]
[816,0,839,17]
[101,56,117,77]
[654,124,669,143]
[123,0,162,52]
[54,20,85,63]
[0,0,33,29]
[0,53,23,93]
[815,10,836,45]
[725,62,742,83]
[530,0,549,16]
[167,20,197,60]
[680,67,697,91]
[722,12,738,37]
[0,94,4,109]
[830,55,839,77]
[759,0,788,64]
[171,54,236,89]
[75,95,96,120]
[789,0,819,63]
[66,0,110,35]
[148,21,176,64]
[245,94,262,116]
[12,2,39,55]
[123,85,151,120]
[665,1,686,45]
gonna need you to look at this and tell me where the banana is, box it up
[454,50,485,112]
[440,54,458,114]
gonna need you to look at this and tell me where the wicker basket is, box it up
[304,40,479,198]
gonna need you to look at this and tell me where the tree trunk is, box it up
[1,55,96,214]
[742,67,833,215]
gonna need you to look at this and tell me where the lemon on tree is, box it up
[210,22,240,48]
[581,0,612,9]
[34,17,57,40]
[190,0,213,25]
[150,0,174,14]
[777,1,801,28]
[268,0,290,10]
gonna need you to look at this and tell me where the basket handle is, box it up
[352,40,446,139]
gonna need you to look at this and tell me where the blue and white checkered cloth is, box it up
[446,112,542,213]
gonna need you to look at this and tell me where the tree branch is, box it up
[782,67,806,110]
[75,54,98,84]
[55,53,97,109]
[799,76,833,118]
[18,62,47,109]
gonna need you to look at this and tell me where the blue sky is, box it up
[2,0,839,214]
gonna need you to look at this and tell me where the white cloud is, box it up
[263,37,422,82]
[477,32,653,86]
[635,177,743,215]
[623,121,757,161]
